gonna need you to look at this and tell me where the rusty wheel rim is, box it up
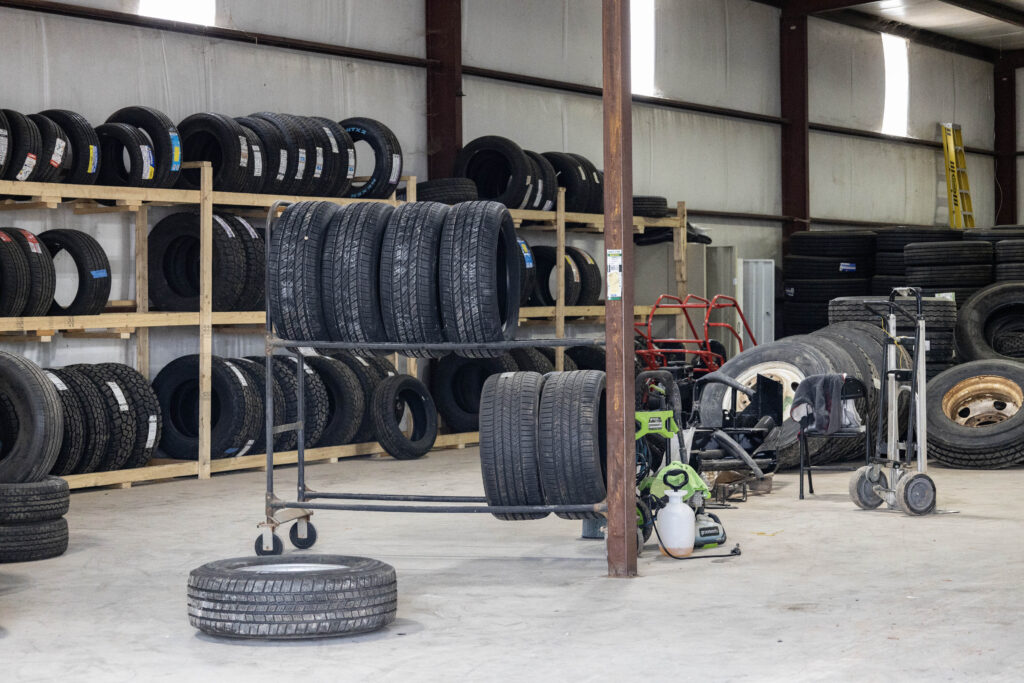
[942,374,1023,427]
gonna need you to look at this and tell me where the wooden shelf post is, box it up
[672,201,688,338]
[134,205,150,378]
[196,162,214,479]
[554,188,567,371]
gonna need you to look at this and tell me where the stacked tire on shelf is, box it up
[148,211,265,312]
[871,228,960,295]
[452,135,602,214]
[781,231,874,335]
[995,240,1024,282]
[0,227,111,317]
[904,240,992,305]
[479,370,607,519]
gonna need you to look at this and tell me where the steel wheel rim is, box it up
[941,374,1023,427]
[725,361,804,414]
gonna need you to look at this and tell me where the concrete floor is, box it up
[1,448,1022,682]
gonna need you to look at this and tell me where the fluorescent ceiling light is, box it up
[881,33,909,137]
[631,0,657,96]
[138,0,215,26]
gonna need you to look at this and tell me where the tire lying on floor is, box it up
[370,375,438,460]
[0,477,69,523]
[0,518,68,564]
[955,282,1024,362]
[479,371,548,520]
[538,370,606,519]
[926,360,1024,468]
[187,555,397,639]
[697,336,862,469]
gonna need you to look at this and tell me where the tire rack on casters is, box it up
[257,199,606,555]
[0,167,480,490]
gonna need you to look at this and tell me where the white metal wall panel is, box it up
[810,132,995,225]
[654,0,780,116]
[462,77,781,216]
[462,0,603,87]
[809,19,886,134]
[907,43,993,148]
[0,8,426,374]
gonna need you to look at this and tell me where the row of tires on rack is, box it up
[0,105,403,198]
[148,211,266,312]
[515,238,602,307]
[0,227,111,317]
[782,225,1024,335]
[268,199,519,354]
[0,352,160,563]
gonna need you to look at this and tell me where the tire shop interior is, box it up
[1,0,1023,679]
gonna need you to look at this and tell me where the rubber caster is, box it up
[896,472,936,516]
[289,521,317,550]
[254,532,284,556]
[849,466,886,510]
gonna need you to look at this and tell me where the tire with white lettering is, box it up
[528,245,581,306]
[312,116,356,197]
[235,115,288,196]
[107,106,181,188]
[516,237,537,306]
[67,364,136,472]
[0,231,29,316]
[0,109,10,178]
[0,352,63,483]
[0,109,42,182]
[524,151,557,211]
[342,117,403,199]
[153,355,261,460]
[236,123,266,194]
[230,358,284,455]
[566,246,602,306]
[570,153,602,214]
[94,363,163,469]
[94,122,155,187]
[41,369,85,476]
[37,229,111,316]
[39,109,101,185]
[177,113,252,193]
[541,151,593,213]
[304,356,364,448]
[48,367,109,475]
[253,356,328,450]
[26,113,71,183]
[1,228,55,317]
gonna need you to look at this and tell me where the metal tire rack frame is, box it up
[258,195,612,553]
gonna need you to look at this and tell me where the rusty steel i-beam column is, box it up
[994,57,1018,225]
[780,12,810,243]
[426,0,463,179]
[602,0,637,578]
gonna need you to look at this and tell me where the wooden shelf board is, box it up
[63,461,198,489]
[0,311,264,334]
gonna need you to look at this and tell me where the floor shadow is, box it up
[0,572,30,597]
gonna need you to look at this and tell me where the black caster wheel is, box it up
[254,532,284,556]
[849,466,886,510]
[896,472,936,516]
[289,521,317,550]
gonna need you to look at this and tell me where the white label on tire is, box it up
[583,251,595,265]
[296,149,307,179]
[145,415,158,448]
[45,371,68,391]
[0,129,8,163]
[387,371,395,377]
[239,136,249,167]
[314,147,323,179]
[388,154,402,184]
[224,361,247,386]
[50,138,67,167]
[236,215,259,239]
[577,165,586,181]
[566,256,580,282]
[593,171,600,184]
[108,381,129,411]
[286,356,315,374]
[140,145,154,180]
[532,180,544,208]
[22,230,43,254]
[542,199,554,211]
[277,150,288,181]
[16,153,36,181]
[213,215,235,238]
[297,347,317,356]
[323,127,339,153]
[252,145,263,177]
[500,372,516,379]
[347,149,356,179]
[236,439,255,458]
[356,356,370,367]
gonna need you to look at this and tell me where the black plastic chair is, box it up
[796,375,873,499]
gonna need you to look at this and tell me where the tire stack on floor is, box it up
[0,351,69,563]
[871,227,961,295]
[781,231,875,335]
[994,240,1024,282]
[903,240,993,305]
[453,135,603,214]
[479,370,607,519]
[0,227,111,317]
[148,211,265,312]
[828,295,958,379]
[46,363,162,475]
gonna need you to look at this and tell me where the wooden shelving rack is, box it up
[0,176,687,490]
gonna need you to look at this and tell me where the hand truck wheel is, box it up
[849,466,886,510]
[895,471,936,516]
[254,532,284,556]
[289,520,318,550]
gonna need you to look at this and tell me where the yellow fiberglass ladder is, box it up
[940,123,974,229]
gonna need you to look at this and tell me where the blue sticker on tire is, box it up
[90,269,109,279]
